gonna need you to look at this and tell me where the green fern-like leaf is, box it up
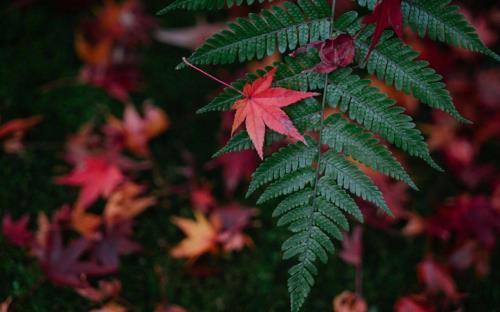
[356,0,500,61]
[247,139,317,196]
[325,67,441,171]
[317,176,363,222]
[179,0,332,68]
[273,188,313,218]
[257,167,316,204]
[343,22,469,123]
[322,150,391,215]
[157,0,269,14]
[322,113,417,189]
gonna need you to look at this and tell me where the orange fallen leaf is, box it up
[104,182,156,226]
[170,212,218,261]
[75,34,113,66]
[71,205,102,237]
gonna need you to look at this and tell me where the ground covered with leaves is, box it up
[1,0,499,311]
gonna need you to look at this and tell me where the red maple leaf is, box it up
[56,155,125,208]
[416,258,460,301]
[2,213,33,248]
[35,219,114,288]
[362,0,403,60]
[210,203,257,252]
[231,68,318,159]
[92,221,142,270]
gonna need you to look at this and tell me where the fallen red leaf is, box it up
[394,296,435,312]
[211,203,256,252]
[231,68,318,159]
[2,213,33,248]
[339,226,362,267]
[416,258,460,301]
[75,279,121,302]
[57,155,125,209]
[92,221,142,270]
[107,102,169,156]
[38,222,114,288]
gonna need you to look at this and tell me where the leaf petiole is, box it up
[181,57,244,95]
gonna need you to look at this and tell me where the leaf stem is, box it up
[312,0,337,193]
[181,57,244,95]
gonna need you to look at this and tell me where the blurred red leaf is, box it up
[190,184,217,213]
[339,226,362,267]
[211,203,256,252]
[76,279,121,302]
[2,214,33,248]
[79,64,142,103]
[57,155,125,209]
[426,194,500,249]
[92,221,142,270]
[37,222,114,288]
[416,258,460,300]
[448,240,490,277]
[394,296,435,312]
[107,102,169,156]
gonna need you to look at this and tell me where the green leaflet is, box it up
[158,0,269,14]
[322,113,417,189]
[342,21,469,123]
[247,137,317,196]
[322,150,391,215]
[257,167,316,204]
[356,0,500,61]
[179,0,332,68]
[325,68,442,171]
